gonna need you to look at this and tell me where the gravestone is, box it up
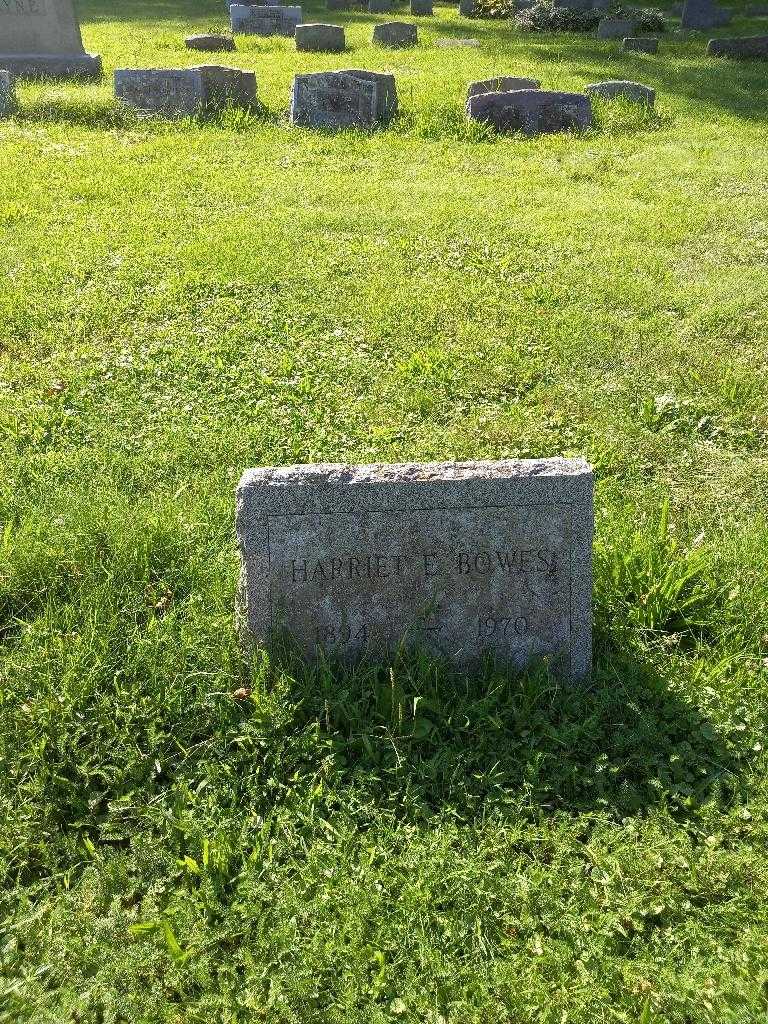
[623,35,659,51]
[459,0,477,14]
[681,0,729,27]
[411,0,433,14]
[708,33,768,55]
[373,21,418,46]
[236,459,594,679]
[185,34,236,52]
[597,15,638,37]
[585,79,655,103]
[295,23,345,50]
[327,0,351,10]
[290,68,397,128]
[0,69,16,115]
[467,75,541,99]
[466,89,593,135]
[230,4,302,34]
[114,66,256,117]
[0,0,100,79]
[369,0,393,11]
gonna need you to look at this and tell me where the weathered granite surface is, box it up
[597,15,638,37]
[0,70,16,116]
[236,459,594,680]
[114,66,256,117]
[372,21,418,46]
[411,0,433,14]
[290,68,397,128]
[0,0,101,79]
[623,35,659,51]
[466,89,593,135]
[185,33,236,51]
[707,33,768,55]
[295,22,345,50]
[368,0,393,12]
[467,75,541,99]
[230,4,302,34]
[458,0,476,14]
[681,0,730,27]
[585,79,655,103]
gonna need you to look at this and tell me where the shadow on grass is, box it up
[14,97,278,131]
[263,635,748,823]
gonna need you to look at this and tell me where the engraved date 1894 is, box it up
[477,614,529,641]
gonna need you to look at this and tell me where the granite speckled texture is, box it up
[0,0,101,79]
[237,459,594,680]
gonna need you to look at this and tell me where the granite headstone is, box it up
[0,0,101,79]
[236,459,594,679]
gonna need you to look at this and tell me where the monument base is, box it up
[0,53,102,80]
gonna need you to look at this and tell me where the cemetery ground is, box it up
[1,0,768,1019]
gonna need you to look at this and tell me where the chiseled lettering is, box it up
[290,552,403,584]
[457,548,557,574]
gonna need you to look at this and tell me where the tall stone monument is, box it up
[236,459,594,680]
[0,0,101,79]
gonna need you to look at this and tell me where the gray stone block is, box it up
[466,89,593,135]
[585,79,655,103]
[623,35,659,51]
[458,0,476,14]
[0,0,101,79]
[597,15,638,37]
[411,0,434,14]
[373,21,418,45]
[236,459,594,680]
[680,0,729,27]
[295,22,345,50]
[185,34,236,52]
[707,33,768,55]
[327,0,351,10]
[467,75,541,99]
[0,70,16,116]
[368,0,393,11]
[114,66,256,117]
[230,4,303,35]
[290,68,397,128]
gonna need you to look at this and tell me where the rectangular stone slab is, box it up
[236,459,594,679]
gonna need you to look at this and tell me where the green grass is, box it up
[2,0,768,1020]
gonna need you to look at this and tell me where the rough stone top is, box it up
[239,458,593,489]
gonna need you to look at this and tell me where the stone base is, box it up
[0,52,102,80]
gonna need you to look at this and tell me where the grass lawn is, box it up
[2,0,768,1019]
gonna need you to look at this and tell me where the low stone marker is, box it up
[411,0,433,13]
[369,0,393,12]
[236,459,594,679]
[459,0,477,14]
[290,68,397,128]
[0,0,101,79]
[467,75,541,99]
[185,34,236,52]
[327,0,350,9]
[597,16,638,37]
[707,34,768,56]
[373,21,418,46]
[435,36,480,45]
[623,36,659,51]
[114,66,256,117]
[0,70,16,116]
[296,23,345,51]
[585,79,655,103]
[230,4,303,35]
[467,89,593,136]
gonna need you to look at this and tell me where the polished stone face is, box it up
[0,0,85,54]
[236,459,594,679]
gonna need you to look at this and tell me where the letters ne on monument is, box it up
[236,459,594,680]
[0,0,101,78]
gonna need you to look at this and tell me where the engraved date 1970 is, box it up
[477,614,529,641]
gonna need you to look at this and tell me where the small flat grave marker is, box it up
[114,66,256,117]
[373,21,418,46]
[230,4,303,35]
[467,88,593,135]
[236,459,594,679]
